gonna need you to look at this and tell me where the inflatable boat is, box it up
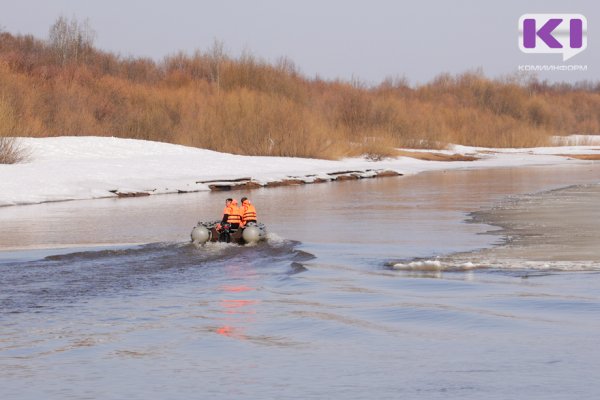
[191,221,267,246]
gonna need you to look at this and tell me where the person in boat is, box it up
[217,198,242,231]
[240,197,257,228]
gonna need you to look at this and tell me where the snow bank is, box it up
[1,136,599,207]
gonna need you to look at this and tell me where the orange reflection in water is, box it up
[215,325,244,339]
[215,280,259,340]
[220,299,258,315]
[220,285,253,293]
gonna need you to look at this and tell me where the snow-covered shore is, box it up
[1,136,599,207]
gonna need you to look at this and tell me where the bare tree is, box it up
[207,39,225,93]
[276,56,298,76]
[48,15,96,65]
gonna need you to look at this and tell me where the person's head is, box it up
[225,198,233,205]
[241,197,248,204]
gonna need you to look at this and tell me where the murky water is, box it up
[1,164,600,399]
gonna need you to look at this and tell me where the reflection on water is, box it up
[215,269,259,341]
[1,164,600,399]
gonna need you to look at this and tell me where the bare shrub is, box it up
[0,137,29,164]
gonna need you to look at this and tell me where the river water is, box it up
[1,164,599,399]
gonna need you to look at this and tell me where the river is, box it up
[1,164,599,399]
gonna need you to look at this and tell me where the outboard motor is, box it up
[218,223,232,243]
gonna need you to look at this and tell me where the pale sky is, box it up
[1,0,597,85]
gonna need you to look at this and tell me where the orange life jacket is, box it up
[241,200,257,222]
[225,201,242,224]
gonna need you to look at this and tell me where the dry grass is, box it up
[556,154,600,160]
[553,135,600,146]
[395,150,478,162]
[1,26,600,160]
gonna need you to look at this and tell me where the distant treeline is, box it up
[1,18,600,159]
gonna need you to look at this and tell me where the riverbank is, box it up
[1,136,599,207]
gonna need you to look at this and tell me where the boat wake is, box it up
[0,234,314,315]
